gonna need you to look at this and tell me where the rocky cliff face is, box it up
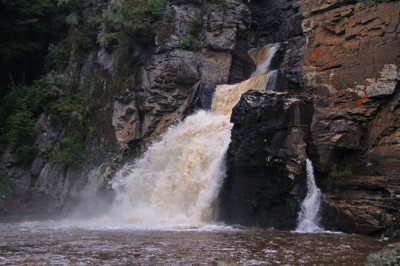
[301,0,400,234]
[0,0,251,214]
[1,0,399,236]
[219,91,312,229]
[220,0,399,235]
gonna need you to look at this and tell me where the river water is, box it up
[0,44,384,265]
[0,220,383,265]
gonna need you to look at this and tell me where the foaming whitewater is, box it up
[98,72,275,229]
[296,158,323,233]
[249,43,280,77]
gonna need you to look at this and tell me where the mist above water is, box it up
[68,44,278,230]
[106,73,274,229]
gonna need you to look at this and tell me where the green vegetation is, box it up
[180,8,205,52]
[181,36,202,51]
[53,135,87,167]
[358,117,368,131]
[375,234,400,266]
[0,0,73,89]
[0,171,11,195]
[377,234,390,242]
[6,111,38,161]
[101,0,165,49]
[329,169,353,178]
[189,10,204,36]
[45,39,71,71]
[0,0,169,168]
[205,0,228,8]
[0,0,156,167]
[0,71,89,166]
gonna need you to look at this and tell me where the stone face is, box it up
[219,91,313,229]
[219,0,400,235]
[112,1,249,151]
[365,242,400,266]
[0,0,251,214]
[301,1,400,95]
[7,168,31,200]
[366,64,399,98]
[248,0,303,45]
[300,0,400,235]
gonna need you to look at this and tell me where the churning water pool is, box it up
[0,220,383,265]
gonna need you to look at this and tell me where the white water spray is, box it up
[98,45,279,229]
[249,43,280,77]
[107,77,274,228]
[296,158,323,233]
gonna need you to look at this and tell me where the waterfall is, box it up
[249,43,280,77]
[105,45,279,228]
[296,158,323,233]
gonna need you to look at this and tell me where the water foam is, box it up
[54,42,280,231]
[106,73,273,229]
[249,43,280,77]
[296,159,323,233]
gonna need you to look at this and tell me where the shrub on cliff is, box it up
[181,36,201,51]
[0,71,89,166]
[205,0,227,8]
[53,135,87,167]
[6,111,38,161]
[0,171,11,195]
[189,10,204,36]
[101,0,165,49]
[45,39,71,71]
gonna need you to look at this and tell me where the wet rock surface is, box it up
[219,0,400,234]
[366,242,400,266]
[219,91,313,229]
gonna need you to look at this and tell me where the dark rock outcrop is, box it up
[219,91,313,229]
[219,0,400,235]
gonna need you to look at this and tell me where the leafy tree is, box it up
[101,0,165,48]
[181,35,202,51]
[0,0,71,89]
[53,135,87,167]
[6,110,38,161]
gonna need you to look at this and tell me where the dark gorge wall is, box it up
[218,91,313,229]
[219,0,400,235]
[0,0,399,236]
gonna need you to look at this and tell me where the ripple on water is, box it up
[0,221,385,265]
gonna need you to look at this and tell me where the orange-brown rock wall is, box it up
[301,0,400,234]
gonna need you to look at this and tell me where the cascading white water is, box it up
[296,158,323,233]
[104,44,279,228]
[249,43,280,77]
[108,73,273,228]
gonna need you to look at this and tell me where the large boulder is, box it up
[218,91,313,229]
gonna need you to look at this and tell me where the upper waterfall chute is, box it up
[249,43,280,77]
